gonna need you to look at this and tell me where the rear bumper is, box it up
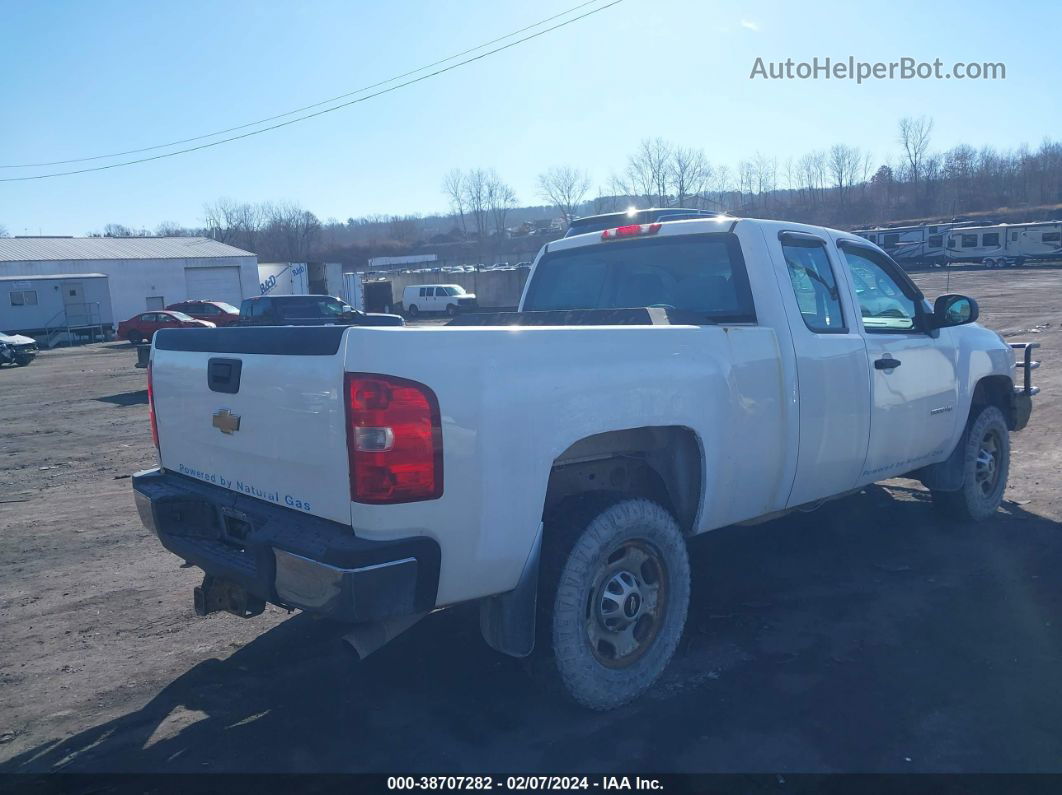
[132,468,440,623]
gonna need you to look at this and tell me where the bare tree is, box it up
[538,165,591,225]
[669,146,711,206]
[155,221,186,237]
[0,224,8,238]
[103,223,135,237]
[442,169,468,237]
[462,168,490,245]
[828,144,862,204]
[899,115,934,196]
[486,172,517,236]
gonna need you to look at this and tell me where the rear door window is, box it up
[522,233,755,322]
[781,237,845,332]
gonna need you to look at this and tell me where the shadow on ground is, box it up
[5,486,1062,773]
[95,390,148,407]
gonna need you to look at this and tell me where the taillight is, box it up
[147,362,159,449]
[345,373,442,504]
[601,222,662,240]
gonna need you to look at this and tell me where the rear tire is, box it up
[126,331,142,344]
[533,495,690,710]
[984,259,996,269]
[932,405,1010,522]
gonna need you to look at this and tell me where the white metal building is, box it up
[0,237,258,322]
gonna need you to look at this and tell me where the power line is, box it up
[1,0,610,172]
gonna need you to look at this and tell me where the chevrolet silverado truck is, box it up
[133,216,1039,709]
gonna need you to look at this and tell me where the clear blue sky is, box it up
[1,0,1059,235]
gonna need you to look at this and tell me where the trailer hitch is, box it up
[193,575,265,619]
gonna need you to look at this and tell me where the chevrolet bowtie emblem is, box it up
[212,409,241,435]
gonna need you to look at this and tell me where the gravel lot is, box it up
[1,267,1060,773]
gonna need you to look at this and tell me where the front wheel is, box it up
[406,304,419,318]
[535,496,690,710]
[984,259,996,269]
[446,303,458,317]
[13,357,34,367]
[932,405,1010,522]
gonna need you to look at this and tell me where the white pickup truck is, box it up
[133,216,1038,709]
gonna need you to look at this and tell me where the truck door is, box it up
[772,231,872,507]
[835,241,959,482]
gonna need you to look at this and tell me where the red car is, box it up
[166,300,241,327]
[117,310,214,343]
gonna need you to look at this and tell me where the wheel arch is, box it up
[543,425,705,535]
[479,425,704,659]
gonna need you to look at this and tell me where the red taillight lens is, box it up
[601,222,662,240]
[345,373,442,504]
[147,362,159,449]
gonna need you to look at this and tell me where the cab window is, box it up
[781,237,845,332]
[837,246,919,332]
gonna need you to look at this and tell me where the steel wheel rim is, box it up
[584,539,669,669]
[974,428,1003,497]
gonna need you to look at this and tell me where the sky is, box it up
[1,0,1060,236]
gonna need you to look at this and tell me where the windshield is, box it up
[522,233,755,322]
[275,297,349,318]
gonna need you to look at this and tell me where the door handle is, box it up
[874,356,902,370]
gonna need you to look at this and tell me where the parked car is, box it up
[238,295,404,327]
[117,310,215,343]
[166,300,241,327]
[401,284,478,317]
[0,331,38,367]
[135,215,1038,710]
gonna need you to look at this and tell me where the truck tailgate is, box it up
[150,326,351,525]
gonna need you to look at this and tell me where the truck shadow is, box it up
[6,486,1062,773]
[95,390,148,407]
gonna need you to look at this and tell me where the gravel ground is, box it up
[1,267,1060,773]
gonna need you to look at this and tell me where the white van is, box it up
[402,284,478,317]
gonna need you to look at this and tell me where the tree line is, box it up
[49,115,1062,266]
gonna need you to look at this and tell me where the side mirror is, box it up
[932,294,979,328]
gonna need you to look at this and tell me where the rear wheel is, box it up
[932,405,1010,522]
[984,259,996,269]
[126,331,143,344]
[534,496,690,710]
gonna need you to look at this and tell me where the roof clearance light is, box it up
[601,223,662,241]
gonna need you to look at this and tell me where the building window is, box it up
[961,234,978,248]
[9,290,38,306]
[982,233,1000,247]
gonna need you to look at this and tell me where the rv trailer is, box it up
[852,222,964,267]
[945,221,1062,268]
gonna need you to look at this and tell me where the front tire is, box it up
[932,405,1010,522]
[406,304,419,318]
[536,496,690,710]
[446,303,458,317]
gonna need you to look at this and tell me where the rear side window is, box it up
[522,233,755,323]
[781,237,845,332]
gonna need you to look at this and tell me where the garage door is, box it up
[184,266,243,306]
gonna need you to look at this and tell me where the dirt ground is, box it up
[1,267,1060,773]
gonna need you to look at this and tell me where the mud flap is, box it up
[479,523,541,658]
